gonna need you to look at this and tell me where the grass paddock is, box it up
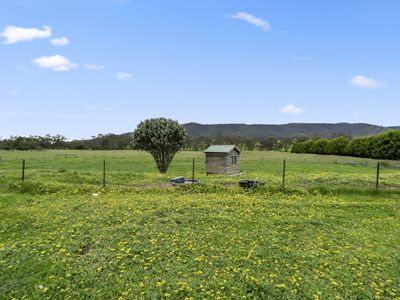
[0,150,399,298]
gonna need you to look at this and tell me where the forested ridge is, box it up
[1,122,399,156]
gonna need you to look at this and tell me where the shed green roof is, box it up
[204,145,240,154]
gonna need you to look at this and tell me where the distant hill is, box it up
[5,123,398,151]
[183,122,400,139]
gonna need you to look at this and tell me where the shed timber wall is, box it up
[205,149,240,175]
[206,153,228,174]
[226,152,240,175]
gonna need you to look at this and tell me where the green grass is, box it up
[0,150,399,298]
[1,150,400,191]
[1,188,399,299]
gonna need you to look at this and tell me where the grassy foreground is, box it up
[0,150,400,298]
[1,186,399,299]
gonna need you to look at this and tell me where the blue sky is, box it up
[1,0,399,139]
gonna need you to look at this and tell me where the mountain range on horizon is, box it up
[71,122,400,142]
[181,122,400,140]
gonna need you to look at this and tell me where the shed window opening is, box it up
[231,156,237,164]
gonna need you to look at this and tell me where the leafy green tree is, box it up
[261,137,277,150]
[292,130,400,159]
[371,130,400,159]
[326,136,350,155]
[132,118,187,173]
[292,139,316,154]
[310,139,328,154]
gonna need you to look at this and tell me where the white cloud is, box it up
[85,63,104,71]
[350,75,382,89]
[280,104,305,115]
[17,66,33,74]
[9,90,20,97]
[117,72,133,80]
[85,104,96,110]
[230,12,271,31]
[0,110,18,119]
[101,106,113,112]
[292,56,311,61]
[1,25,52,44]
[84,105,113,112]
[50,36,69,46]
[33,55,78,71]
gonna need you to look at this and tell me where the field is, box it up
[1,150,400,191]
[1,150,400,299]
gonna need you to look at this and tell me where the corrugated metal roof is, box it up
[204,145,240,154]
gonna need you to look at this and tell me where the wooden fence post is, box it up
[192,158,195,184]
[282,160,286,189]
[376,162,380,190]
[103,160,106,188]
[22,159,25,182]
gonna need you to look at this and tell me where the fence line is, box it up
[1,156,399,191]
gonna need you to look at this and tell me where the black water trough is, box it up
[239,180,265,189]
[170,177,201,186]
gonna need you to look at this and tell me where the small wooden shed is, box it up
[204,145,240,175]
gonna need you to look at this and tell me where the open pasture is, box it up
[1,150,400,192]
[1,150,400,298]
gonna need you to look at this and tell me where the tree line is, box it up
[185,136,296,151]
[0,133,298,152]
[7,130,398,160]
[291,130,400,160]
[0,134,133,151]
[0,135,67,151]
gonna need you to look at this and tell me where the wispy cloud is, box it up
[17,65,33,74]
[50,36,69,46]
[84,105,113,112]
[85,63,104,71]
[8,90,20,97]
[101,106,113,112]
[350,75,383,89]
[33,55,78,71]
[117,72,133,80]
[292,56,311,61]
[280,104,305,115]
[0,111,18,118]
[230,12,271,31]
[1,25,52,44]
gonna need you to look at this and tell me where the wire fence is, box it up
[1,151,400,192]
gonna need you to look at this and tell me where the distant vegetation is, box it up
[1,122,400,157]
[184,122,400,139]
[292,130,400,160]
[0,134,297,152]
[0,134,132,151]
